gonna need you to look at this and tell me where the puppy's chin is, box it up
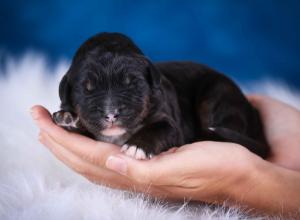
[100,125,126,136]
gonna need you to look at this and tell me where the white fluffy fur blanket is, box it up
[0,54,299,220]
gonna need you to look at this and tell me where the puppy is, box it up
[53,32,269,159]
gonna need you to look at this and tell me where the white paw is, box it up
[120,144,147,160]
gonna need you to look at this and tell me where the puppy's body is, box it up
[53,33,269,159]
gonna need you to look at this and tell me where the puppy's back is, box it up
[155,61,269,158]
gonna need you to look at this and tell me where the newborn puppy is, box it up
[53,32,269,159]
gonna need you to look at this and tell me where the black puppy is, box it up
[53,32,269,159]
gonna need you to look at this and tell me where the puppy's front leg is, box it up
[53,110,78,128]
[52,110,86,134]
[122,121,182,160]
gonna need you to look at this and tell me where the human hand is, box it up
[105,141,258,204]
[31,106,147,192]
[31,97,300,216]
[31,105,256,202]
[248,95,300,171]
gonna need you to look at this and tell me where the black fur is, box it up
[53,32,269,158]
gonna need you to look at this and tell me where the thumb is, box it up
[105,154,160,184]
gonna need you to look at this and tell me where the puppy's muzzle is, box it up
[105,113,119,122]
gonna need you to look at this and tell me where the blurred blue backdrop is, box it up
[1,0,299,87]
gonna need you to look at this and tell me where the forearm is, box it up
[228,157,300,217]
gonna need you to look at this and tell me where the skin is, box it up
[30,95,300,217]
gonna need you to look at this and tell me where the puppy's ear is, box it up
[59,73,73,112]
[146,62,161,90]
[134,55,161,89]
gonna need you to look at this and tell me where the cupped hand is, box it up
[31,93,300,203]
[31,105,255,202]
[105,141,257,203]
[31,106,143,190]
[248,95,300,171]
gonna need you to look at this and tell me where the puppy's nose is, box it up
[105,113,119,122]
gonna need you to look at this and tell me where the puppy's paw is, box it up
[53,110,79,130]
[121,144,153,160]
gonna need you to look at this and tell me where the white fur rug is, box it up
[0,53,299,220]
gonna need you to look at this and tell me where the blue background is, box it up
[1,0,299,87]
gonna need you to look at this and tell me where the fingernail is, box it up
[106,156,127,175]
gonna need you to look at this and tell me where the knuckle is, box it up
[82,152,99,165]
[73,164,89,176]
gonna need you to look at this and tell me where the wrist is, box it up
[223,151,264,203]
[206,146,264,205]
[225,152,300,216]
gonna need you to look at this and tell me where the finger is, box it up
[105,142,213,186]
[40,131,104,176]
[39,131,162,193]
[246,95,274,119]
[246,94,266,107]
[105,152,180,186]
[31,105,120,165]
[39,131,132,187]
[246,94,259,102]
[31,105,100,147]
[31,105,70,137]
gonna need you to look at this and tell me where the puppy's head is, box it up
[59,36,161,139]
